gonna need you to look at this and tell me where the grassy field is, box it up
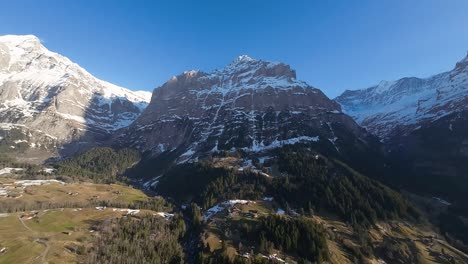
[0,179,167,264]
[0,208,162,264]
[0,178,148,207]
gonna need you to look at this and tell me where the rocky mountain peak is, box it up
[0,34,151,156]
[220,55,297,81]
[454,51,468,72]
[117,56,370,164]
[0,34,41,47]
[231,54,255,65]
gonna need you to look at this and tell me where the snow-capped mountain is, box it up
[336,52,468,204]
[0,35,151,154]
[336,52,468,139]
[117,55,378,163]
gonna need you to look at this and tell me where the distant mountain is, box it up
[336,52,468,204]
[0,35,151,156]
[336,52,468,139]
[117,55,381,172]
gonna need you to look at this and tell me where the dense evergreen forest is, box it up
[86,214,186,264]
[252,216,329,262]
[198,215,329,264]
[157,146,419,229]
[274,147,420,226]
[55,147,141,183]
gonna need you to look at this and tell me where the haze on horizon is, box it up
[1,0,468,97]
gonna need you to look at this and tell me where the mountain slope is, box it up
[117,55,380,168]
[336,52,468,206]
[0,35,151,155]
[336,52,468,139]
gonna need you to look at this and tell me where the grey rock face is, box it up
[117,56,371,162]
[0,35,151,154]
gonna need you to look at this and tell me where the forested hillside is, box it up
[55,147,141,182]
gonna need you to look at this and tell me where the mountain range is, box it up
[1,35,467,202]
[336,52,468,139]
[0,34,468,263]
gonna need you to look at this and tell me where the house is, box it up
[20,212,38,220]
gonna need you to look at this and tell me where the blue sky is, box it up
[1,0,468,97]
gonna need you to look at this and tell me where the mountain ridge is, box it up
[0,34,151,157]
[117,55,380,171]
[336,52,468,138]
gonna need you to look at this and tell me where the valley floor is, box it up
[0,178,172,264]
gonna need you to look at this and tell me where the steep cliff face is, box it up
[0,35,151,155]
[117,56,376,164]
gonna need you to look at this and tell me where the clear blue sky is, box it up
[1,0,468,97]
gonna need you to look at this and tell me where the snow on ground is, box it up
[0,179,65,197]
[42,168,55,174]
[244,136,319,153]
[14,179,65,186]
[432,197,451,206]
[204,200,256,220]
[261,254,287,263]
[0,168,24,175]
[155,212,174,220]
[263,197,274,201]
[143,175,162,189]
[112,208,140,215]
[276,208,285,215]
[237,159,271,177]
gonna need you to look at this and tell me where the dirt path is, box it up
[18,215,50,263]
[35,239,50,264]
[18,217,33,232]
